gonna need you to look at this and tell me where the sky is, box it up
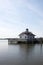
[0,0,43,38]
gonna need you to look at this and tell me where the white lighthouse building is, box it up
[19,29,35,40]
[8,28,36,44]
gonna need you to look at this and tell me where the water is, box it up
[0,40,43,65]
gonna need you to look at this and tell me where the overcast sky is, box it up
[0,0,43,38]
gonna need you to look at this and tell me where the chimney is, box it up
[26,28,29,32]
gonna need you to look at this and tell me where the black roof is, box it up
[19,31,35,36]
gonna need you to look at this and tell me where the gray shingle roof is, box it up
[19,31,35,36]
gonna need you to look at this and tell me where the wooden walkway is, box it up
[8,38,27,44]
[8,38,35,44]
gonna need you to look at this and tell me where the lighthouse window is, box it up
[20,36,22,38]
[25,36,26,39]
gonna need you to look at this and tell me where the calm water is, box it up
[0,40,43,65]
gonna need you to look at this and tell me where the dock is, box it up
[8,38,36,44]
[8,38,27,44]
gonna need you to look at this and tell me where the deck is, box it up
[8,38,35,44]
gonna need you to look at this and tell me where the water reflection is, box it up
[7,43,43,65]
[0,40,43,65]
[18,44,35,61]
[19,44,35,56]
[8,44,36,65]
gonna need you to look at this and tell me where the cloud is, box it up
[0,0,43,37]
[0,0,11,9]
[26,2,43,17]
